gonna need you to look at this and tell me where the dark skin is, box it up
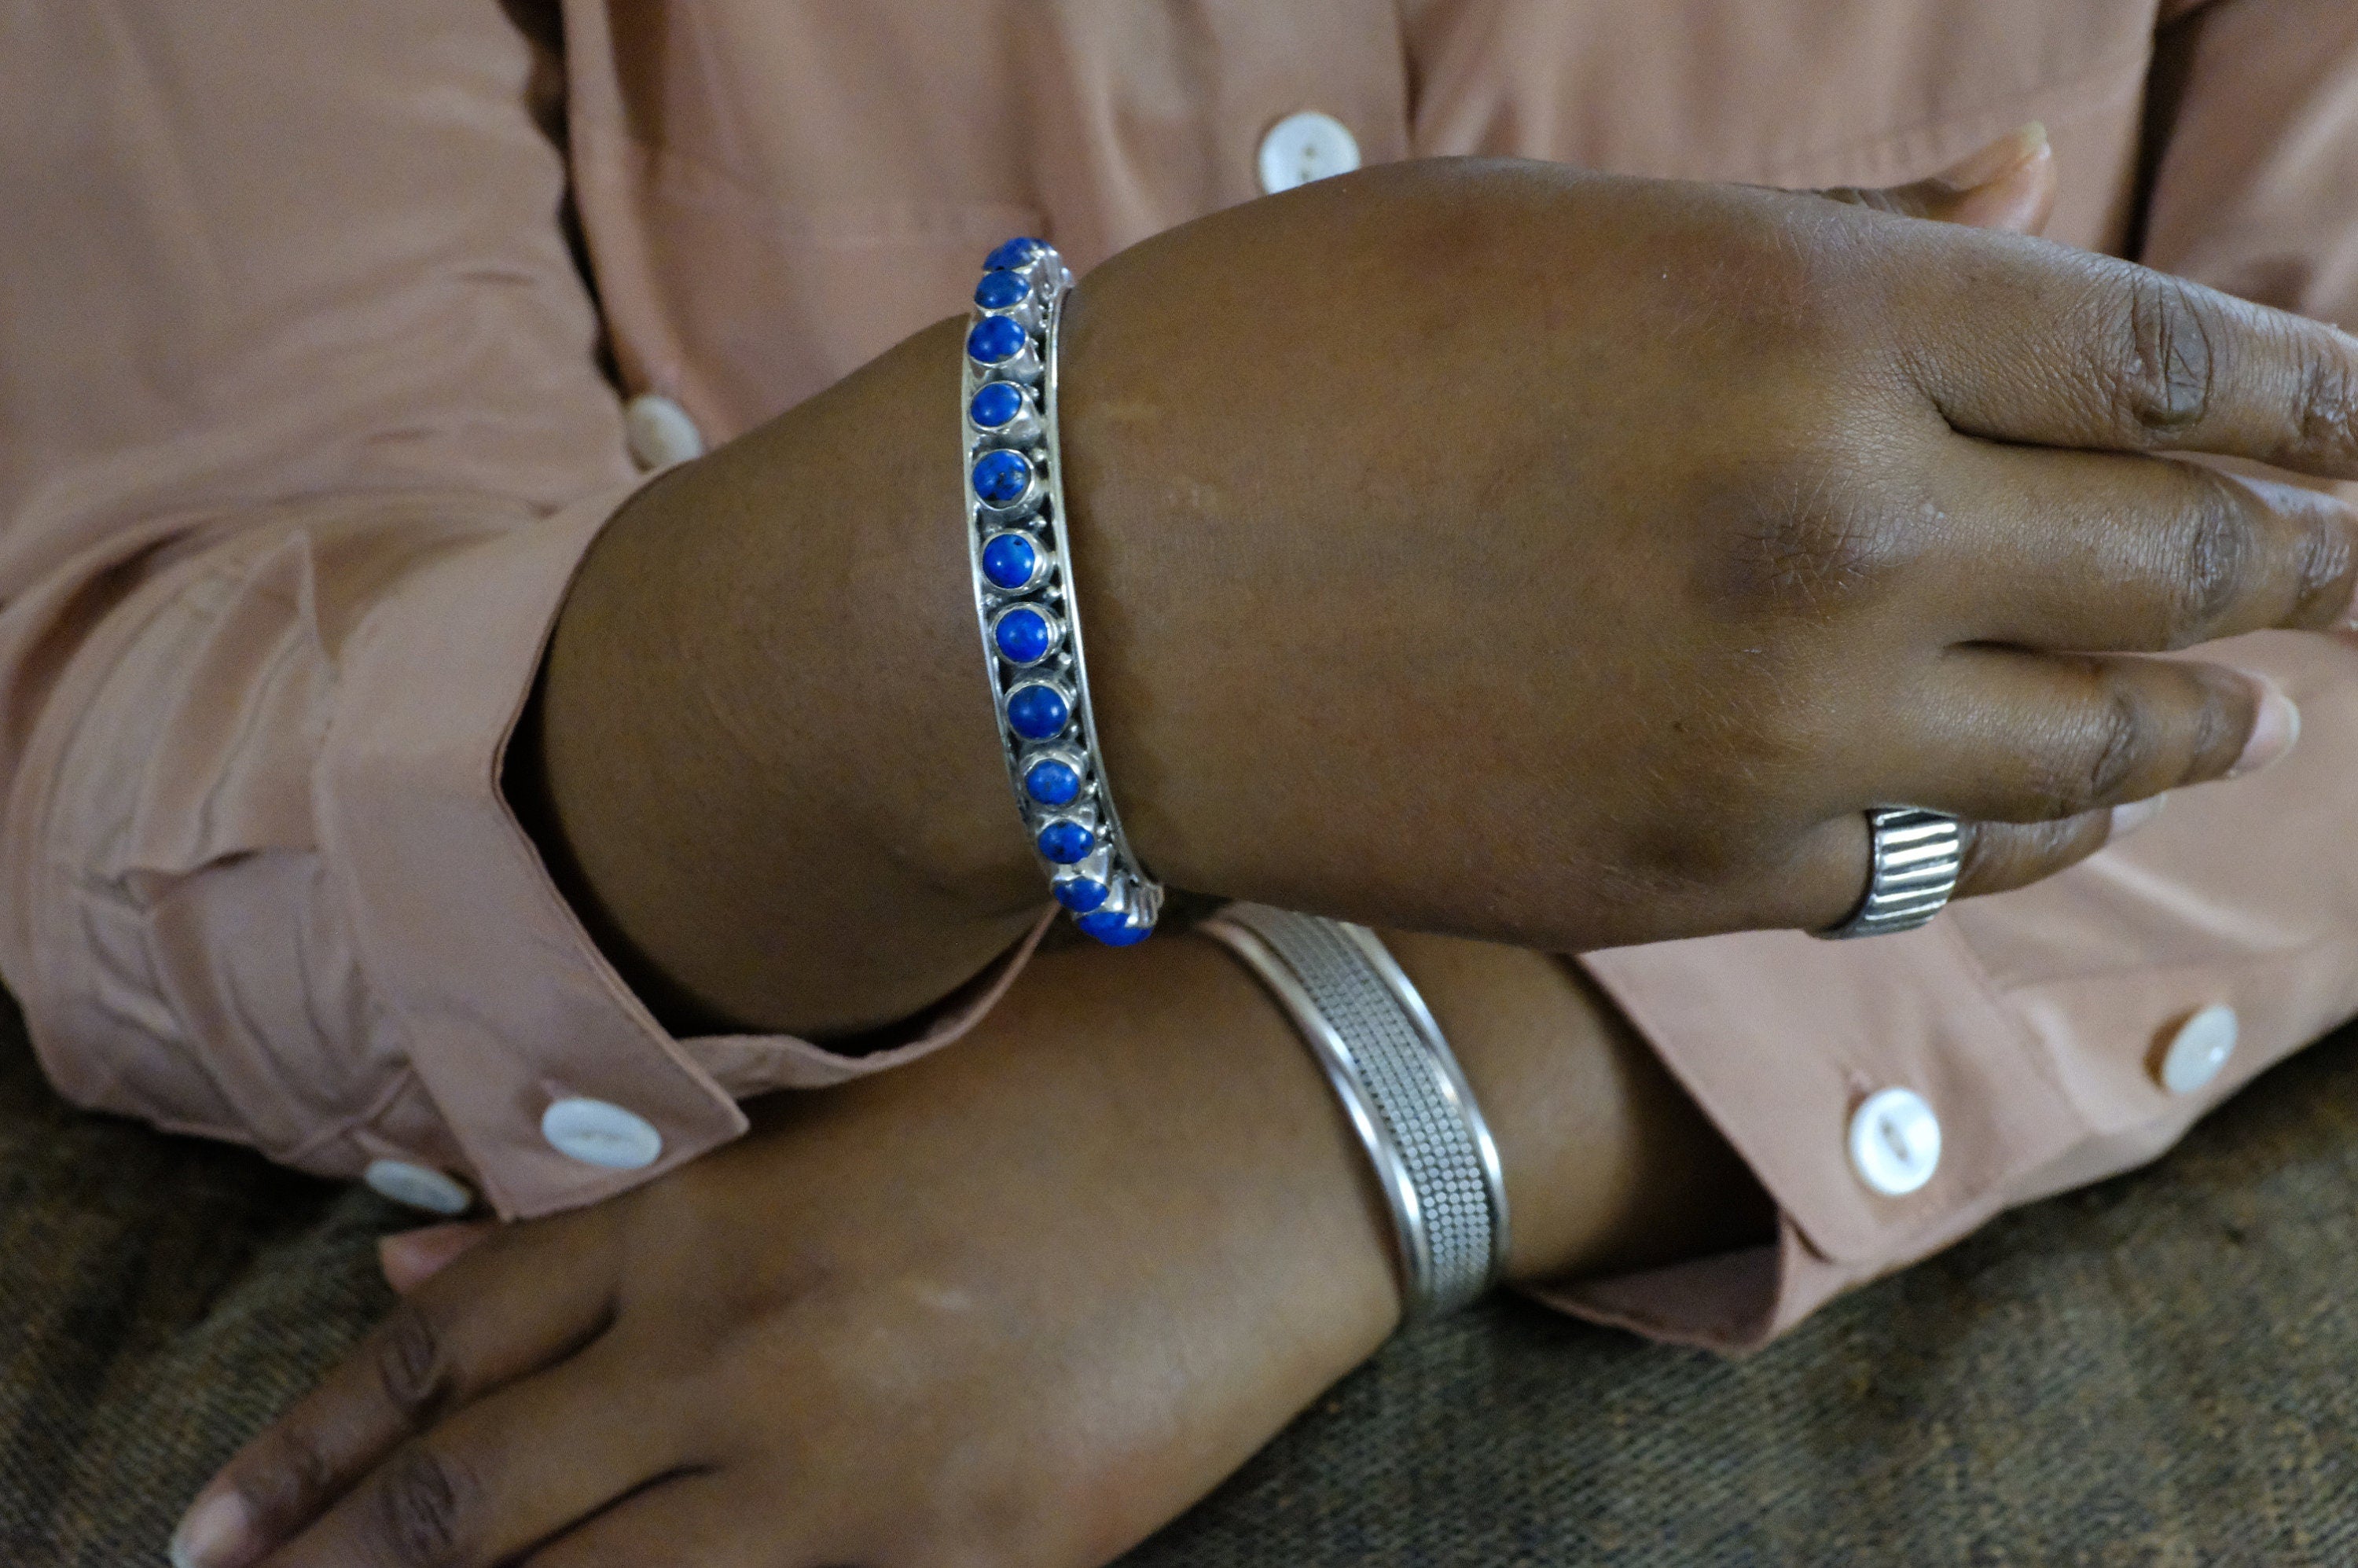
[531,144,2345,1041]
[176,934,1768,1568]
[170,139,2342,1567]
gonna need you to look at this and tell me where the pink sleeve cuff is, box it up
[320,483,1051,1217]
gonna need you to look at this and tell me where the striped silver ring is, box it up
[1816,806,1963,939]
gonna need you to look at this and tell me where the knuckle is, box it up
[2184,671,2247,778]
[2163,472,2255,641]
[2046,670,2149,815]
[2289,330,2358,468]
[2287,496,2358,625]
[2104,272,2217,436]
[373,1302,454,1423]
[237,1425,338,1531]
[369,1445,483,1567]
[1705,455,1926,616]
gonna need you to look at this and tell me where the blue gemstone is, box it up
[1005,683,1069,740]
[1078,909,1151,946]
[986,237,1043,270]
[1053,876,1108,913]
[973,270,1030,310]
[1038,820,1095,864]
[971,449,1032,506]
[994,607,1052,663]
[966,315,1027,365]
[1023,756,1081,806]
[981,533,1040,591]
[969,381,1023,429]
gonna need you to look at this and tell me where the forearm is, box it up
[798,924,1771,1432]
[517,317,1045,1038]
[967,925,1770,1320]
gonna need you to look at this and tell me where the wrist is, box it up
[1377,933,1775,1286]
[528,314,1049,1037]
[1052,255,1265,901]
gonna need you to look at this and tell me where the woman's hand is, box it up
[165,936,1398,1567]
[1060,152,2351,951]
[171,928,1755,1568]
[532,132,2341,1034]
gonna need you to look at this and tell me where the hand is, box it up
[1053,144,2352,952]
[171,924,1760,1568]
[531,127,2319,1032]
[166,936,1405,1567]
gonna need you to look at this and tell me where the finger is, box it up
[523,1471,763,1568]
[1951,796,2166,901]
[1879,649,2296,825]
[382,1222,498,1296]
[1934,447,2358,651]
[1894,239,2358,479]
[1951,813,2108,901]
[173,1213,619,1568]
[1820,122,2055,234]
[1785,785,2169,934]
[259,1336,701,1568]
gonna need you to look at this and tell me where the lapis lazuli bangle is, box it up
[964,237,1162,946]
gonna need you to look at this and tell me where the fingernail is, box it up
[2228,674,2301,778]
[2109,794,2168,840]
[169,1489,253,1568]
[1936,122,2049,189]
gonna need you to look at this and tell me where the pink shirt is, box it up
[5,0,2356,1350]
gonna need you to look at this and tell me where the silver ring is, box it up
[1816,806,1963,939]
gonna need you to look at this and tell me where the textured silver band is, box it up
[1816,806,1963,939]
[1198,903,1510,1318]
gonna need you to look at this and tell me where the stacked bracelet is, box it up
[1199,903,1511,1318]
[964,237,1162,946]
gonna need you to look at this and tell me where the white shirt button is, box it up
[624,394,705,471]
[542,1097,665,1171]
[1257,111,1361,195]
[1849,1088,1941,1196]
[362,1159,475,1216]
[2158,1003,2238,1095]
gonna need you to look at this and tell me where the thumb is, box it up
[1818,122,2055,233]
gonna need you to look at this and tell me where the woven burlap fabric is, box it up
[3,993,2354,1566]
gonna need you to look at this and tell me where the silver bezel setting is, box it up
[989,601,1065,667]
[1018,744,1091,807]
[970,450,1046,523]
[964,241,1163,943]
[1001,675,1074,743]
[968,381,1045,450]
[978,527,1054,594]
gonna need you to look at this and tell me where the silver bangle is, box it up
[1816,806,1964,938]
[964,237,1162,946]
[1198,903,1511,1318]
